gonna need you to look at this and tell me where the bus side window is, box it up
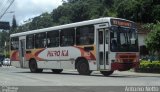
[35,32,46,48]
[76,25,94,45]
[26,34,34,49]
[47,30,59,47]
[11,37,19,50]
[60,28,75,46]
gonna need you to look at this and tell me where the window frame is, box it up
[76,25,94,45]
[47,30,60,47]
[26,34,35,49]
[35,32,47,49]
[60,28,75,47]
[11,37,19,50]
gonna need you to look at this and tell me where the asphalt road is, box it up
[0,66,160,87]
[1,66,160,92]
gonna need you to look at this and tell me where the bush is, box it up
[135,60,160,73]
[5,54,10,58]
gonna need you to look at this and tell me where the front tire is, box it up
[29,59,43,73]
[77,59,92,75]
[100,71,114,76]
[52,69,63,74]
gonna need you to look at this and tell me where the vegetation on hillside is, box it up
[13,0,160,32]
[0,0,160,56]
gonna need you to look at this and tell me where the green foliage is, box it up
[52,0,111,24]
[5,53,10,58]
[12,15,17,30]
[115,0,140,22]
[14,12,53,32]
[136,60,160,73]
[140,61,160,69]
[10,15,18,34]
[5,0,160,44]
[0,30,9,54]
[145,22,160,53]
[9,0,160,33]
[30,12,53,30]
[151,5,160,22]
[115,0,160,23]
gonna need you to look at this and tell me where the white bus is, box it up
[10,17,139,76]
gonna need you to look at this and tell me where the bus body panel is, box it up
[10,50,21,68]
[11,45,98,70]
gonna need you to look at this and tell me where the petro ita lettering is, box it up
[47,50,68,57]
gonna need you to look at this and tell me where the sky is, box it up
[1,0,63,25]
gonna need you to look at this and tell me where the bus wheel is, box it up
[77,59,92,75]
[100,71,114,76]
[29,60,43,73]
[52,69,63,74]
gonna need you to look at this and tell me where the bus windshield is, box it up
[110,26,139,52]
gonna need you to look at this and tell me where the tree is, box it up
[115,0,160,23]
[69,1,89,22]
[30,12,53,30]
[11,0,160,33]
[9,15,18,34]
[151,5,160,22]
[145,22,160,59]
[115,0,141,22]
[12,15,17,30]
[0,30,9,54]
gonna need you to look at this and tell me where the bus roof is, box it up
[10,17,133,37]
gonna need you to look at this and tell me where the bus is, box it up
[10,17,139,76]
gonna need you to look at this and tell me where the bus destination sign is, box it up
[111,19,135,28]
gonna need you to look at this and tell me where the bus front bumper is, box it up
[111,62,139,71]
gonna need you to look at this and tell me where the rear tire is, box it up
[77,59,92,75]
[100,71,114,76]
[52,69,63,74]
[29,59,43,73]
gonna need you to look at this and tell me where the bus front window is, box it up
[110,26,139,52]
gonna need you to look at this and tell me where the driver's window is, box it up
[120,33,125,45]
[130,30,136,44]
[111,31,117,42]
[110,31,118,51]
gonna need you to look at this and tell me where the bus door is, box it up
[19,36,26,68]
[95,23,109,70]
